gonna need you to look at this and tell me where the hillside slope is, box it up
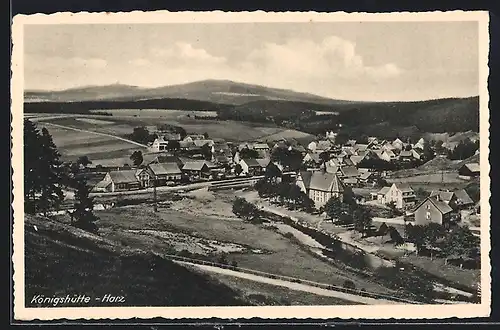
[24,79,351,105]
[24,215,250,307]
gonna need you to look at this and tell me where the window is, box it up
[426,211,431,220]
[426,204,431,210]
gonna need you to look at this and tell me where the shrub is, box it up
[343,280,356,290]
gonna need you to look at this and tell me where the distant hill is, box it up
[25,215,250,307]
[25,79,353,106]
[24,80,480,135]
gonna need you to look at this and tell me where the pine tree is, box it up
[37,128,65,216]
[23,120,64,216]
[72,178,99,234]
[130,150,143,167]
[24,119,43,214]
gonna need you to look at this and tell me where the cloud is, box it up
[70,57,108,69]
[129,58,150,67]
[25,55,108,70]
[151,42,226,65]
[243,36,402,80]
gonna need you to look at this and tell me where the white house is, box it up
[392,138,404,150]
[151,137,169,152]
[376,183,416,209]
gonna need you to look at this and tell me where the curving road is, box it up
[175,261,401,305]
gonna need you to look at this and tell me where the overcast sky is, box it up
[24,21,479,101]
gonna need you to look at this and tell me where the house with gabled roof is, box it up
[350,155,365,166]
[392,138,404,150]
[147,162,182,186]
[458,163,480,179]
[303,152,322,167]
[453,189,474,209]
[354,144,369,152]
[193,139,214,148]
[414,196,454,226]
[359,171,374,185]
[430,189,474,210]
[316,140,333,153]
[376,149,397,162]
[296,170,344,208]
[95,169,141,192]
[399,150,414,162]
[181,161,210,180]
[377,183,416,209]
[429,190,456,205]
[307,141,317,152]
[239,158,266,176]
[339,166,360,179]
[253,143,270,152]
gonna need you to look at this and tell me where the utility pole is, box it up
[153,174,158,212]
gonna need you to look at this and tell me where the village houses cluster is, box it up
[94,127,479,227]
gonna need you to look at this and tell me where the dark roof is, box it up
[298,171,313,189]
[415,196,453,215]
[359,172,372,180]
[157,155,180,164]
[430,190,455,203]
[399,150,413,157]
[355,144,369,151]
[463,163,480,173]
[343,158,354,166]
[256,158,270,168]
[350,155,364,165]
[378,187,390,195]
[394,183,414,193]
[343,178,358,184]
[193,139,214,147]
[242,158,261,168]
[454,189,474,205]
[341,166,360,178]
[215,155,230,163]
[108,170,139,184]
[309,171,344,192]
[182,161,208,171]
[149,163,181,176]
[294,145,306,153]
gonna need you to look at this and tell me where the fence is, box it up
[154,252,421,305]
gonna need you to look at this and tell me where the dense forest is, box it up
[24,93,479,137]
[24,98,233,114]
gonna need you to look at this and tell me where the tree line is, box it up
[406,222,479,268]
[24,119,99,233]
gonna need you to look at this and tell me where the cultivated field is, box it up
[36,112,309,143]
[386,172,469,191]
[37,122,144,166]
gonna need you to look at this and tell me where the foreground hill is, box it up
[24,215,250,307]
[390,154,480,178]
[24,79,352,106]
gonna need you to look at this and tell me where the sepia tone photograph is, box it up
[11,10,490,320]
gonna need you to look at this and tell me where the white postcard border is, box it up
[11,10,491,321]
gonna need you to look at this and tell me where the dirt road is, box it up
[175,261,401,305]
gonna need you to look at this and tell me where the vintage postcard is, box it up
[11,10,491,321]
